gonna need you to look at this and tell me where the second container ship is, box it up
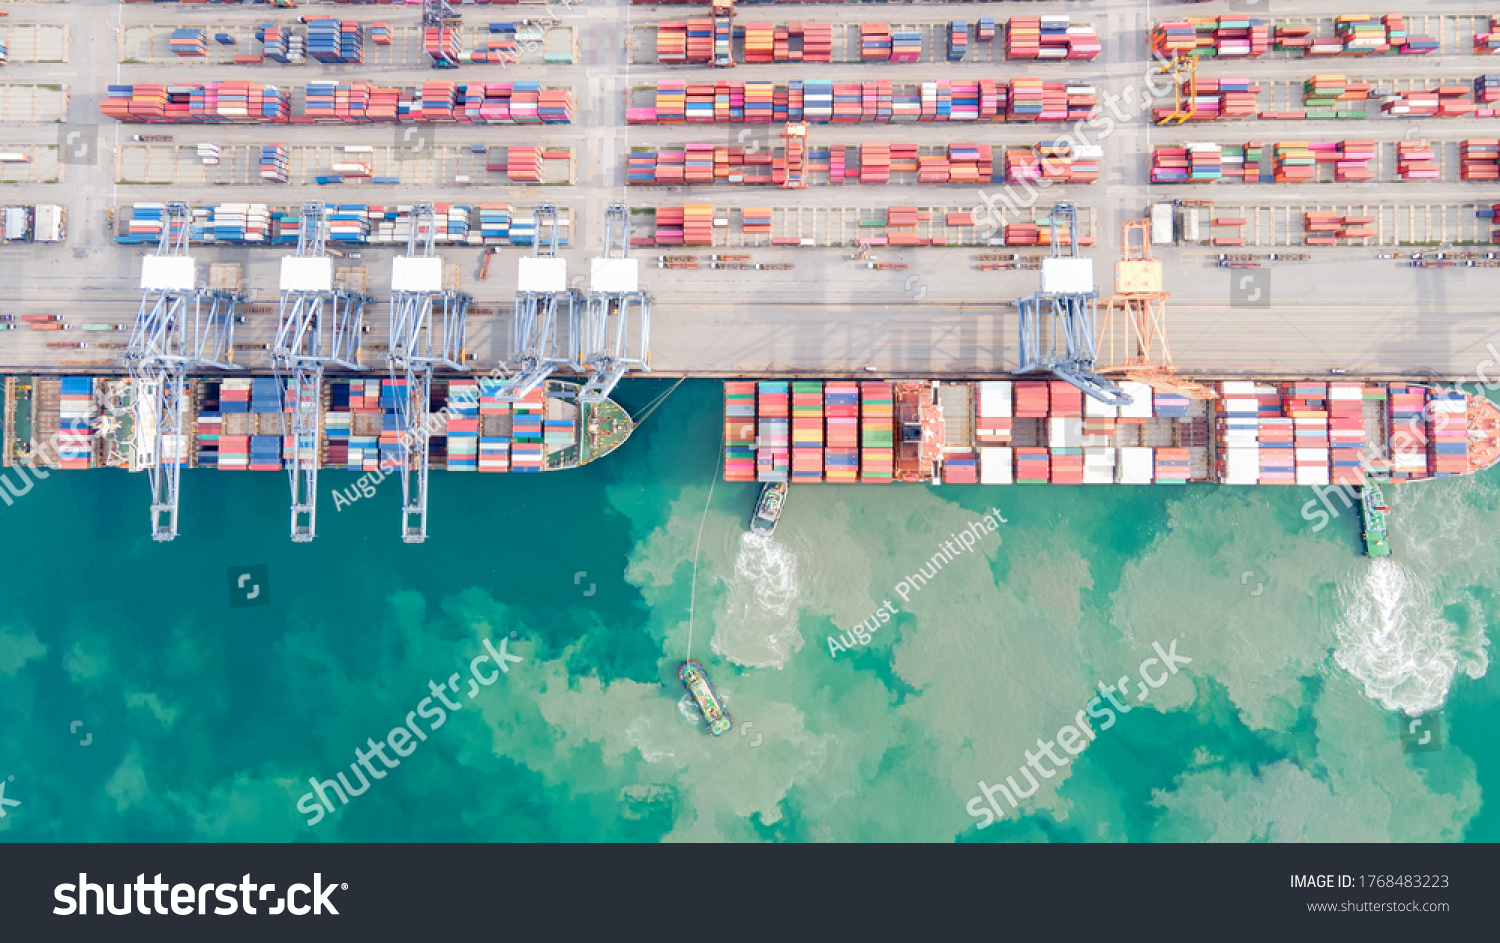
[723,379,1500,487]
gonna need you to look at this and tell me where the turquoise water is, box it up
[0,379,1494,842]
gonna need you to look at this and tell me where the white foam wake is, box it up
[1333,558,1489,715]
[711,532,804,669]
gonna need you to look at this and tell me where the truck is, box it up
[28,322,64,331]
[867,262,907,270]
[19,313,57,322]
[132,134,174,143]
[80,324,124,332]
[1151,203,1175,246]
[710,253,750,261]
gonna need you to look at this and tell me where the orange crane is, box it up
[1099,218,1217,400]
[1154,54,1198,126]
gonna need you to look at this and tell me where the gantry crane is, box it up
[272,201,368,542]
[388,203,470,543]
[125,201,241,541]
[1013,203,1131,407]
[578,203,652,404]
[781,122,808,189]
[1154,53,1198,126]
[1099,218,1217,400]
[499,203,580,402]
[423,0,461,69]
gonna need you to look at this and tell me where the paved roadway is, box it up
[0,0,1497,380]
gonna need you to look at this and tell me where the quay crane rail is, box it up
[271,201,369,542]
[124,201,241,542]
[500,203,580,402]
[1099,218,1217,400]
[578,203,652,404]
[1013,202,1131,407]
[388,202,470,543]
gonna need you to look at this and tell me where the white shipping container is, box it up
[1048,416,1082,448]
[1118,381,1153,418]
[1296,466,1330,486]
[1084,393,1117,418]
[978,380,1012,418]
[979,447,1013,485]
[1119,447,1153,483]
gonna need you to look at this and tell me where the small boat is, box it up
[1361,482,1391,558]
[680,661,732,736]
[750,480,786,535]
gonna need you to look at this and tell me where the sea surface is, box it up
[0,379,1496,842]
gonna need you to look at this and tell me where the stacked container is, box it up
[1284,381,1331,486]
[170,29,209,58]
[724,381,757,481]
[1429,390,1469,477]
[947,22,968,62]
[307,19,363,64]
[57,378,95,470]
[859,381,893,482]
[1460,139,1500,181]
[756,381,789,482]
[975,380,1012,444]
[824,382,859,482]
[791,381,823,483]
[1015,447,1049,483]
[445,379,478,471]
[978,447,1012,484]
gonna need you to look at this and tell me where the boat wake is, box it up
[1333,558,1490,716]
[711,532,804,669]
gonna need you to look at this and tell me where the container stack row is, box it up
[1302,211,1375,245]
[1005,16,1100,61]
[824,382,859,483]
[101,82,291,122]
[741,23,833,64]
[475,378,512,473]
[307,18,363,64]
[1153,17,1271,59]
[1427,390,1469,478]
[756,381,789,483]
[1395,140,1437,181]
[1461,139,1500,181]
[628,78,1097,124]
[57,378,95,471]
[724,381,756,482]
[859,381,893,482]
[791,381,823,483]
[171,29,209,58]
[102,81,573,124]
[118,202,562,246]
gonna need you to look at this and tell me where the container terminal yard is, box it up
[2,0,1500,540]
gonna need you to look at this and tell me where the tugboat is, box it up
[750,480,787,536]
[680,661,732,736]
[1361,482,1391,557]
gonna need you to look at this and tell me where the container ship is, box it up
[2,376,632,474]
[723,379,1500,487]
[680,661,732,737]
